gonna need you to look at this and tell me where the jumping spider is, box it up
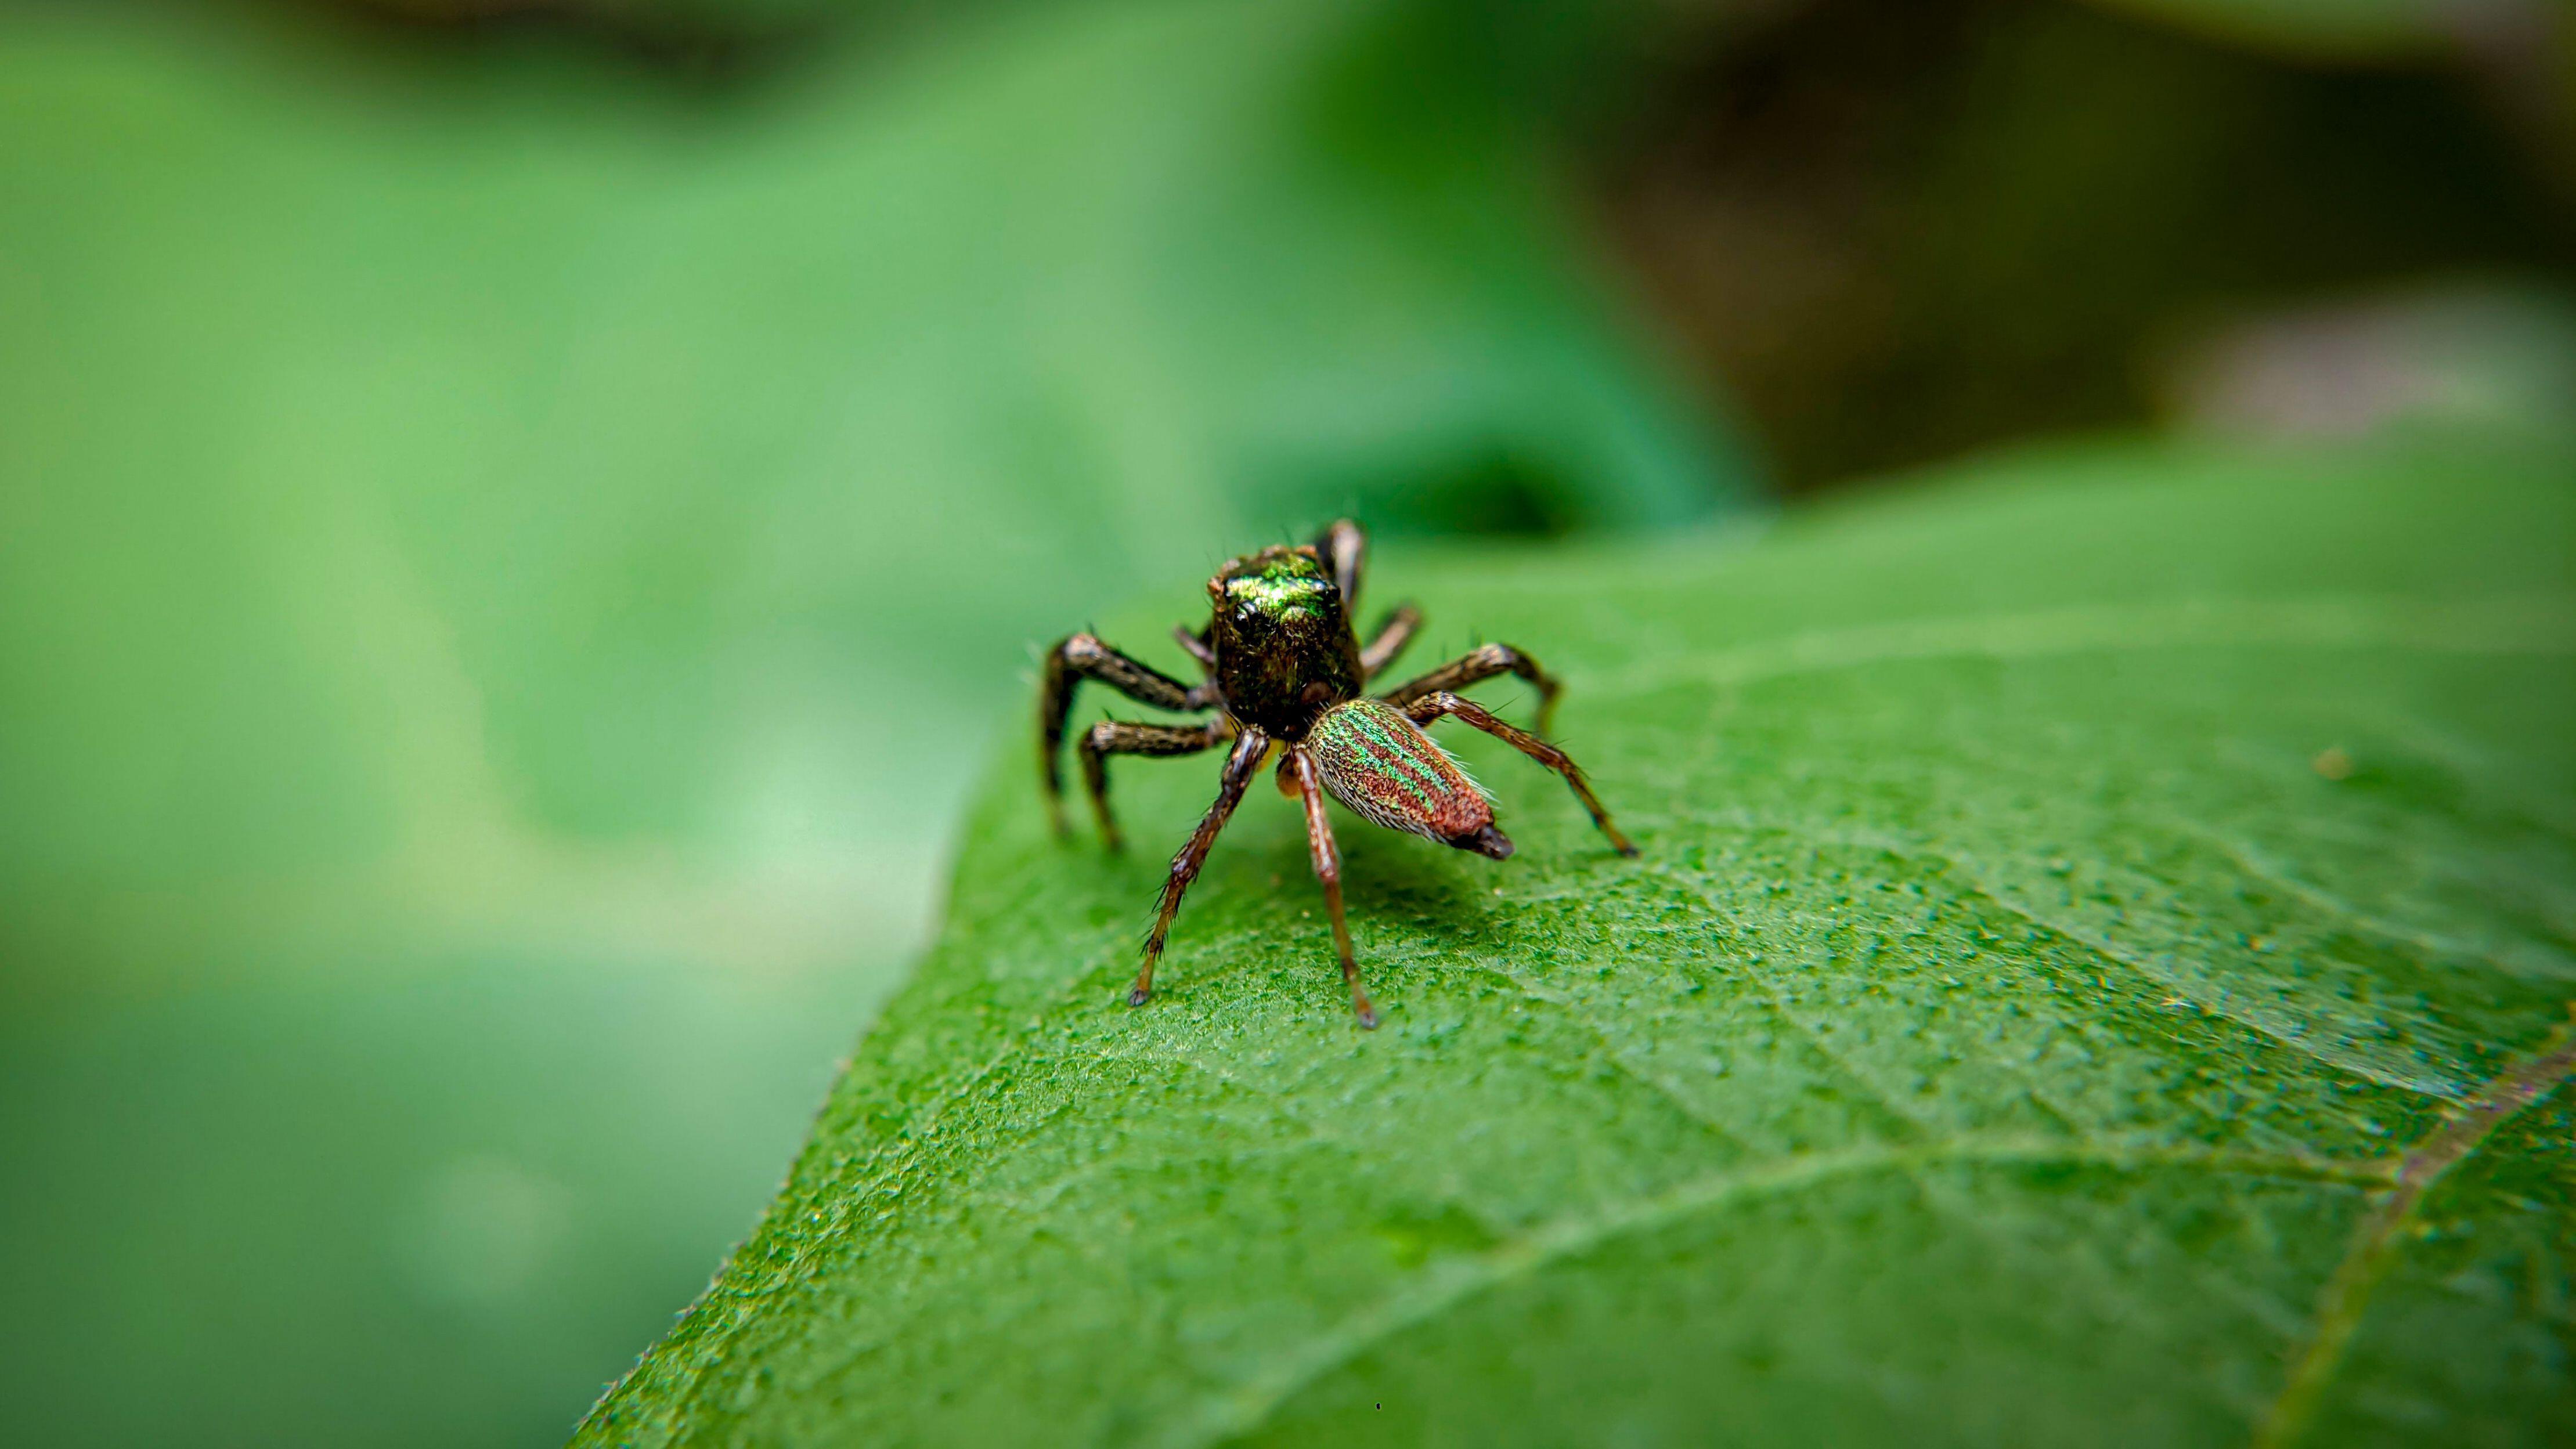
[1039,520,1636,1028]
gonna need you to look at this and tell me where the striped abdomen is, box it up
[1304,699,1513,858]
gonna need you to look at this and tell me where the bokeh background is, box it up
[1,0,2568,1444]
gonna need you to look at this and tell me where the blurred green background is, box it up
[0,0,2568,1444]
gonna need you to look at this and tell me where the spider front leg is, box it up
[1358,603,1423,680]
[1380,642,1564,736]
[1315,520,1426,681]
[1286,746,1378,1028]
[1401,691,1637,856]
[1077,718,1228,851]
[1312,518,1366,609]
[1131,730,1269,1009]
[1038,633,1213,837]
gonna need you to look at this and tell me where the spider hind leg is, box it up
[1401,691,1636,856]
[1380,642,1564,736]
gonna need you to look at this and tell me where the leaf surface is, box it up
[581,431,2576,1446]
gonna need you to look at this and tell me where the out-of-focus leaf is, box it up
[582,430,2576,1447]
[0,2,1749,1444]
[0,0,1748,944]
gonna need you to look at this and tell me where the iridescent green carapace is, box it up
[1038,520,1635,1028]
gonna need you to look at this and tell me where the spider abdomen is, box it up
[1306,699,1511,858]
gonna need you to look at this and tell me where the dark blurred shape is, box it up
[1599,0,2575,489]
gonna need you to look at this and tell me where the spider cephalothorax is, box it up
[1207,545,1362,738]
[1039,521,1635,1027]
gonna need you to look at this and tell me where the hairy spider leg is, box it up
[1078,719,1230,852]
[1285,746,1377,1027]
[1038,633,1213,836]
[1400,691,1637,856]
[1380,641,1565,737]
[1358,602,1423,680]
[1312,519,1366,611]
[1131,729,1269,1008]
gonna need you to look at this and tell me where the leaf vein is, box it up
[1158,1138,2389,1449]
[2249,1014,2576,1449]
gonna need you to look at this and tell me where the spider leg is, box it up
[1312,519,1366,610]
[1172,623,1217,672]
[1401,691,1636,857]
[1131,729,1269,1009]
[1039,633,1216,836]
[1358,602,1423,680]
[1078,718,1229,852]
[1286,746,1378,1027]
[1379,641,1564,737]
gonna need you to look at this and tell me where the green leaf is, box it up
[580,429,2576,1447]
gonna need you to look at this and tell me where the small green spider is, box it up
[1039,519,1636,1027]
